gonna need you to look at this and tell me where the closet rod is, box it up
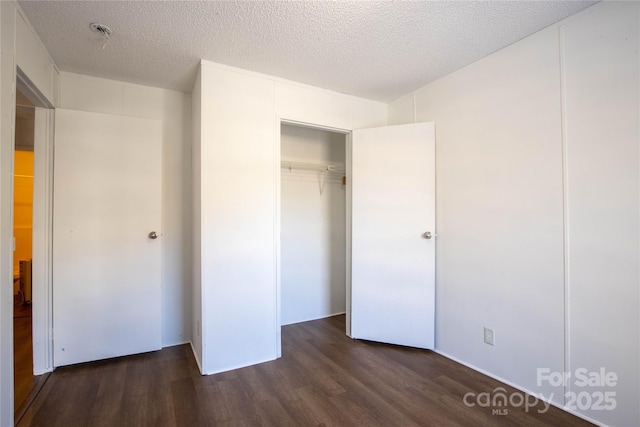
[281,160,339,172]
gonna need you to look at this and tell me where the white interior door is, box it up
[351,122,435,349]
[53,109,162,367]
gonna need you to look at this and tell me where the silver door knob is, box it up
[422,231,432,239]
[148,231,158,239]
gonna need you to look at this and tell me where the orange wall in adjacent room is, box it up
[13,150,34,285]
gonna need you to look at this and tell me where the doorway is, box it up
[280,123,347,334]
[13,71,55,424]
[12,89,40,418]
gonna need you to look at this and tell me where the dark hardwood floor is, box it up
[18,315,592,426]
[14,302,49,425]
[14,302,34,411]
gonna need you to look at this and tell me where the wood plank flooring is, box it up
[18,315,592,426]
[14,303,35,412]
[14,302,49,425]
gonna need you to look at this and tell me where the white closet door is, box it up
[351,122,435,349]
[53,109,162,367]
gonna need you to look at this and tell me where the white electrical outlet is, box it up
[484,327,495,345]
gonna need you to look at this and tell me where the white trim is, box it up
[161,340,190,348]
[31,107,54,375]
[202,355,277,376]
[274,114,282,358]
[280,118,350,135]
[281,311,346,327]
[433,349,607,427]
[0,4,18,424]
[345,133,353,337]
[16,68,53,109]
[189,341,203,374]
[558,24,571,406]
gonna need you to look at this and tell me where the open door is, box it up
[52,109,162,367]
[351,122,435,349]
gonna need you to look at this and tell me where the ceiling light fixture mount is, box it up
[89,23,111,37]
[89,23,112,49]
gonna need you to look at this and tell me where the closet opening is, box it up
[279,122,348,344]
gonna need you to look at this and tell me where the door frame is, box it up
[16,68,55,376]
[31,106,54,374]
[275,117,352,357]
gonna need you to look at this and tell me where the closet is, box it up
[280,124,346,325]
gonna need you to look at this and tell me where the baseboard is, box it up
[188,341,203,374]
[281,311,346,326]
[33,367,53,376]
[433,349,607,427]
[161,340,190,348]
[186,342,278,378]
[203,355,277,376]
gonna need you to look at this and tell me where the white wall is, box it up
[191,68,203,371]
[196,60,386,374]
[1,2,58,424]
[15,11,57,106]
[394,23,567,402]
[388,2,638,426]
[562,4,639,426]
[281,124,346,325]
[58,73,193,348]
[0,4,15,424]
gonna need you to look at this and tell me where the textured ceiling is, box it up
[19,1,596,103]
